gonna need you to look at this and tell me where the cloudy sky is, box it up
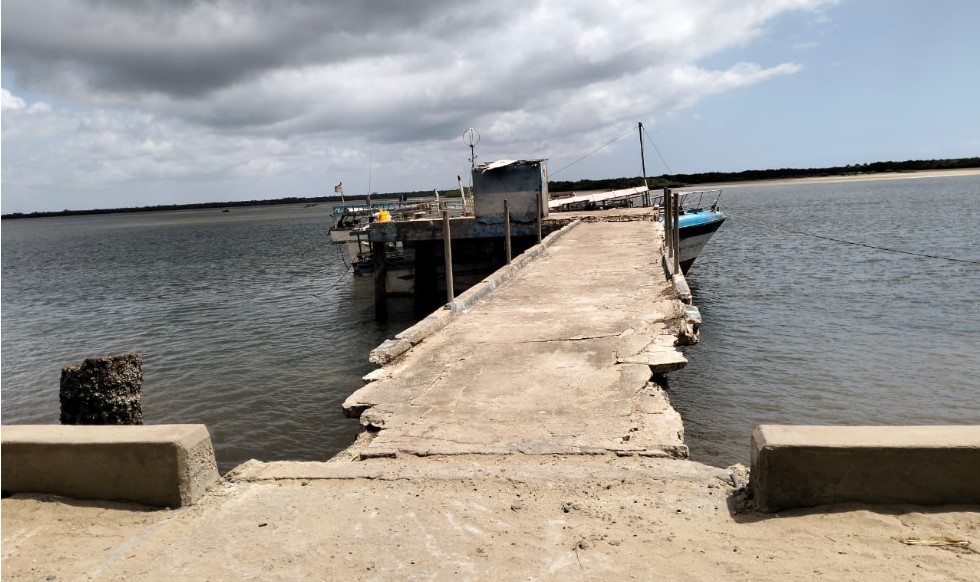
[2,0,978,213]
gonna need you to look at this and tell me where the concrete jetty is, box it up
[3,212,978,580]
[343,216,692,460]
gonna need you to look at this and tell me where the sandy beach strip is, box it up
[704,167,980,189]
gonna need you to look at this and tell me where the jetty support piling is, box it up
[442,209,454,303]
[666,188,672,261]
[371,159,552,315]
[536,190,543,243]
[60,353,143,425]
[671,194,681,273]
[373,241,388,323]
[504,198,512,264]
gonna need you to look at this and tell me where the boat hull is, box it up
[673,210,726,274]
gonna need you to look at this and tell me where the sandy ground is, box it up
[3,456,979,581]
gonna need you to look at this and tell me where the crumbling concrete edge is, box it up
[661,253,693,305]
[367,219,583,365]
[448,218,582,313]
[671,271,693,305]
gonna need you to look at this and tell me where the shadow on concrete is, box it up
[3,492,164,513]
[725,488,980,524]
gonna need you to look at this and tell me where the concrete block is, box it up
[1,424,220,507]
[751,425,980,513]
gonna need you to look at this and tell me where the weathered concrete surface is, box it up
[345,219,693,459]
[752,425,980,513]
[60,353,143,425]
[4,456,979,581]
[368,220,582,365]
[1,424,220,507]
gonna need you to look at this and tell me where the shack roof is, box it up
[476,159,547,172]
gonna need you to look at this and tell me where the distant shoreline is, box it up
[706,167,980,189]
[5,164,979,219]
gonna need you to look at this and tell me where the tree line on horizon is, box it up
[549,156,980,192]
[4,157,978,219]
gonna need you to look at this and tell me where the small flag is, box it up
[334,182,343,194]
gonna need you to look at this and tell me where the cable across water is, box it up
[730,211,980,266]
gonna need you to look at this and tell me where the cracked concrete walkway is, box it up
[343,219,693,459]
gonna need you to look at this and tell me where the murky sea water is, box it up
[672,174,980,466]
[1,204,417,473]
[3,176,978,472]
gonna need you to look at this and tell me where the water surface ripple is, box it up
[673,175,980,465]
[2,205,416,472]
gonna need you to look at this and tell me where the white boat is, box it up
[672,191,727,273]
[549,186,725,273]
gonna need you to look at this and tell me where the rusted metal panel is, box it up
[472,159,549,223]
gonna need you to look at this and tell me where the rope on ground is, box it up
[729,211,980,266]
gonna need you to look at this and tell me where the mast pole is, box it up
[638,122,649,205]
[638,122,648,187]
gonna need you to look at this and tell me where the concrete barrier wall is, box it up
[1,424,221,507]
[750,425,980,512]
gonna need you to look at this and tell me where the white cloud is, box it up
[1,88,27,111]
[1,0,838,212]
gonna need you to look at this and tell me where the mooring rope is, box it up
[312,243,355,297]
[640,124,673,175]
[314,261,353,297]
[550,125,637,178]
[729,211,980,266]
[550,122,676,180]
